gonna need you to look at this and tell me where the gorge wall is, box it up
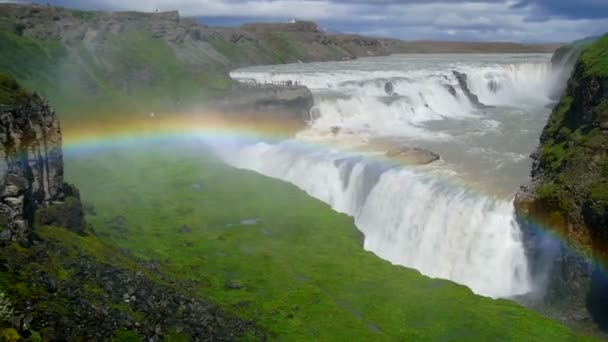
[515,34,608,332]
[0,73,84,244]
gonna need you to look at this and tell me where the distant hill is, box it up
[0,3,561,117]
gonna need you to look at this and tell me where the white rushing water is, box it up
[219,54,561,298]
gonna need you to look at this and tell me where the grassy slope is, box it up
[0,73,30,105]
[0,26,232,119]
[527,34,608,244]
[61,141,589,341]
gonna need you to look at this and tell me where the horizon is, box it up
[1,0,607,43]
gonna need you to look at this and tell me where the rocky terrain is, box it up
[0,231,262,341]
[515,34,608,334]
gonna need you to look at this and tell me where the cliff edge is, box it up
[0,74,84,244]
[516,34,608,254]
[515,34,608,332]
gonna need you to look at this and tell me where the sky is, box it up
[6,0,608,42]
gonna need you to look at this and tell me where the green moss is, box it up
[35,196,84,233]
[72,10,96,22]
[540,141,570,173]
[0,31,65,90]
[267,32,304,63]
[62,143,587,341]
[544,96,573,138]
[164,332,190,342]
[589,182,608,209]
[580,34,608,77]
[0,73,30,106]
[536,182,573,213]
[209,38,242,59]
[112,329,141,342]
[0,328,21,342]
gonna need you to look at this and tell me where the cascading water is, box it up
[220,53,562,299]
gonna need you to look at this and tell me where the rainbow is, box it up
[60,111,606,284]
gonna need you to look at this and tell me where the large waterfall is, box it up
[220,54,561,299]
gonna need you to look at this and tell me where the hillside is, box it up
[0,77,588,340]
[0,3,559,118]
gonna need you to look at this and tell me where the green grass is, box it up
[72,10,97,22]
[267,32,305,63]
[580,34,608,77]
[0,31,65,93]
[0,28,231,118]
[0,73,30,105]
[62,140,589,341]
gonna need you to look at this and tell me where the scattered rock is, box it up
[384,81,396,96]
[385,146,440,165]
[225,281,243,290]
[0,239,263,341]
[240,218,261,226]
[178,225,191,234]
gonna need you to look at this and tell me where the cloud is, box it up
[512,0,608,20]
[15,0,608,42]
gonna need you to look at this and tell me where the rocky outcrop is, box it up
[549,36,599,100]
[385,146,440,165]
[0,74,84,244]
[452,71,490,109]
[514,34,608,332]
[212,83,315,129]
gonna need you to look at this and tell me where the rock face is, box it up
[452,71,489,108]
[213,83,315,129]
[0,74,84,243]
[549,36,598,100]
[385,146,440,165]
[514,34,608,332]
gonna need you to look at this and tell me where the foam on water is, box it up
[218,141,532,298]
[224,54,564,298]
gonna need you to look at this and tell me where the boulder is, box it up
[385,146,440,165]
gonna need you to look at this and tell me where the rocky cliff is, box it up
[515,34,608,332]
[0,74,84,244]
